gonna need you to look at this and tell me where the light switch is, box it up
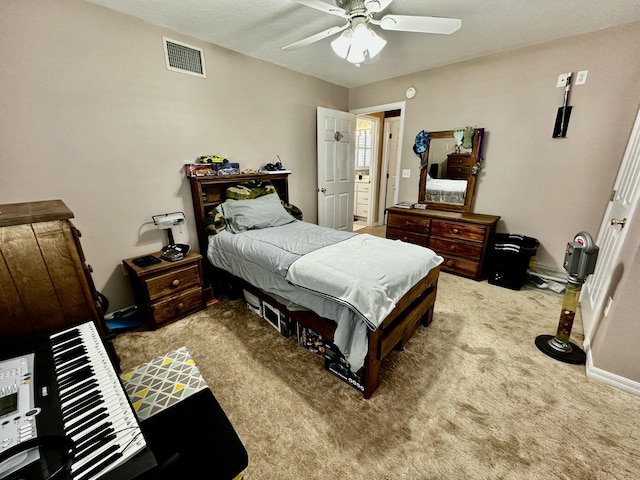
[402,169,411,178]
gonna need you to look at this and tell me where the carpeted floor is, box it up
[114,272,640,479]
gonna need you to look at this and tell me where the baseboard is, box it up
[586,351,640,396]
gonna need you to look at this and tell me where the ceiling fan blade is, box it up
[282,23,349,51]
[292,0,347,18]
[364,0,395,13]
[374,14,462,34]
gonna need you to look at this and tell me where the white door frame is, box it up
[380,117,401,225]
[351,102,406,226]
[581,105,640,351]
[354,113,381,227]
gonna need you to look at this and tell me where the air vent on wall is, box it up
[163,37,206,78]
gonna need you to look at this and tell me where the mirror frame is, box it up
[417,127,484,213]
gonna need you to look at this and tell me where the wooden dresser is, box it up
[0,200,112,348]
[446,153,474,179]
[122,252,204,329]
[386,207,500,280]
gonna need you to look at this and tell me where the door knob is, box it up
[317,187,326,193]
[610,218,627,228]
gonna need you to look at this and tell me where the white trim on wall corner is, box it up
[586,352,640,397]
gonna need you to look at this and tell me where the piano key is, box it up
[74,422,113,451]
[59,378,98,404]
[75,431,117,462]
[64,394,102,421]
[56,355,88,376]
[67,410,109,439]
[76,451,123,480]
[50,327,80,345]
[72,443,120,476]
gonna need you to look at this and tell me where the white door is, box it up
[317,107,356,230]
[383,117,401,221]
[581,106,640,348]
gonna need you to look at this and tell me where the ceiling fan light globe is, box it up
[346,46,366,64]
[351,23,371,48]
[366,30,386,58]
[331,29,352,58]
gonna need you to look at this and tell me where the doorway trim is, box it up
[351,101,406,226]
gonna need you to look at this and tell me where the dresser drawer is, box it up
[387,213,431,232]
[355,204,369,217]
[356,193,370,206]
[150,286,203,325]
[145,264,201,300]
[440,254,480,278]
[447,155,473,166]
[431,220,486,242]
[386,227,429,247]
[429,237,483,261]
[446,165,471,179]
[356,183,371,193]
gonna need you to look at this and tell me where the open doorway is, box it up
[351,102,405,232]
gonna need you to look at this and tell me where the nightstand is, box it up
[123,252,204,329]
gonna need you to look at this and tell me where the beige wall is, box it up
[0,0,347,311]
[2,0,640,386]
[350,22,640,273]
[350,23,640,384]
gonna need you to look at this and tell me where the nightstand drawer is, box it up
[145,264,201,300]
[386,227,429,247]
[387,213,431,232]
[429,237,483,261]
[431,220,486,242]
[150,286,203,325]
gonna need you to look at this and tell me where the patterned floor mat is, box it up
[120,346,209,421]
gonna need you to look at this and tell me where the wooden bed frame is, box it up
[189,172,440,398]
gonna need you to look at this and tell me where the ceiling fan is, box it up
[283,0,462,65]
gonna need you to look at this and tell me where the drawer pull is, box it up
[171,279,181,287]
[452,228,460,234]
[175,302,185,311]
[405,221,410,226]
[449,245,457,252]
[446,260,455,267]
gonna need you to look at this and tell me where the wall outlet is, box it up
[575,70,588,85]
[556,73,571,88]
[402,169,411,178]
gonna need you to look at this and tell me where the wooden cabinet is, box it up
[386,207,500,280]
[0,200,113,355]
[446,153,474,179]
[123,252,204,329]
[354,182,370,218]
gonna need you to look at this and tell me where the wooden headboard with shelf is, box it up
[188,172,290,258]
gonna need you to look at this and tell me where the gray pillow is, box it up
[217,193,295,233]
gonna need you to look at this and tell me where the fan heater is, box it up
[535,231,599,364]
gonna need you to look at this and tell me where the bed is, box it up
[189,173,442,398]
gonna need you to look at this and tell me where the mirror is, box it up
[417,128,484,213]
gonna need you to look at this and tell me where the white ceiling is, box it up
[86,0,640,88]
